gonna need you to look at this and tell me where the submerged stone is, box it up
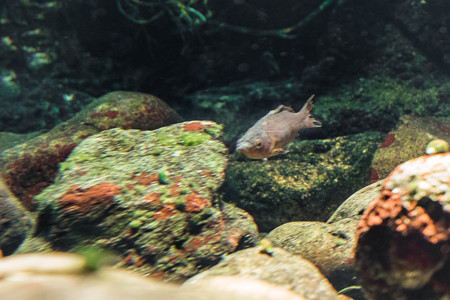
[222,131,383,232]
[371,115,450,182]
[0,91,181,210]
[356,153,450,299]
[35,121,258,281]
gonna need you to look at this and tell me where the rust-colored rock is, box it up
[59,183,121,217]
[355,153,450,300]
[0,91,181,210]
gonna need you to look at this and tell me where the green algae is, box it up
[60,161,74,171]
[150,147,163,155]
[204,124,223,139]
[157,132,178,146]
[426,139,449,154]
[128,219,143,228]
[181,131,211,146]
[158,171,169,184]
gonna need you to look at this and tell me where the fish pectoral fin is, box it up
[269,148,287,157]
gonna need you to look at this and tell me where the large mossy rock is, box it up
[221,132,383,232]
[0,91,181,210]
[371,115,450,181]
[35,121,258,281]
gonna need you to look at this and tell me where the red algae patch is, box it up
[185,192,210,212]
[154,204,176,220]
[134,172,159,186]
[60,183,121,215]
[380,133,396,148]
[183,122,206,131]
[142,192,161,205]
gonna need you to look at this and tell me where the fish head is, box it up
[236,133,272,159]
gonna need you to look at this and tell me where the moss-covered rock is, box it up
[0,91,181,210]
[35,121,258,281]
[221,132,384,232]
[371,115,450,181]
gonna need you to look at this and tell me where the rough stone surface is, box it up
[185,247,350,300]
[0,253,308,300]
[327,181,382,224]
[221,132,383,232]
[35,121,258,281]
[356,153,450,300]
[0,91,181,210]
[266,220,356,292]
[265,181,381,298]
[371,115,450,182]
[0,178,34,256]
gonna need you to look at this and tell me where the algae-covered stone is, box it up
[35,121,258,281]
[371,115,450,181]
[221,131,383,232]
[0,91,181,210]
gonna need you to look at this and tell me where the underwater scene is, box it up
[1,0,450,299]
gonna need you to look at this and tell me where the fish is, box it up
[236,95,321,159]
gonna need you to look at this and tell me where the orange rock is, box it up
[60,183,121,215]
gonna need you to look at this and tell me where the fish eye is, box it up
[255,139,263,149]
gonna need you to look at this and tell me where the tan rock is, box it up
[185,247,349,300]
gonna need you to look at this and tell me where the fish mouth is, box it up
[236,142,251,154]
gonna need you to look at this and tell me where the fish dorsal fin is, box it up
[269,105,295,115]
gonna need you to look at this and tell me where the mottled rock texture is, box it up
[356,153,450,300]
[371,115,450,182]
[35,121,258,281]
[0,91,181,210]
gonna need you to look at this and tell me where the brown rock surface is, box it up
[356,153,450,300]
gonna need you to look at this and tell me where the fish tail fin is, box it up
[298,94,321,128]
